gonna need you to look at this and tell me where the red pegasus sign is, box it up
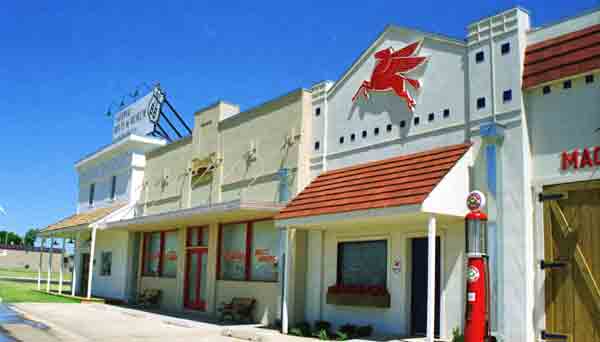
[352,40,428,112]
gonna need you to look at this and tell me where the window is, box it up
[218,221,279,282]
[315,107,321,116]
[314,141,320,151]
[374,127,380,136]
[477,97,486,109]
[585,74,594,84]
[428,113,435,122]
[142,231,178,277]
[503,89,512,102]
[337,240,387,287]
[350,133,356,142]
[414,117,420,125]
[250,221,279,281]
[162,231,178,277]
[501,42,510,55]
[443,109,450,118]
[219,223,246,280]
[542,86,551,95]
[110,175,117,201]
[339,136,344,144]
[361,130,367,138]
[100,252,112,276]
[386,124,393,132]
[187,226,209,247]
[563,80,572,89]
[475,51,484,63]
[88,183,95,206]
[400,120,406,128]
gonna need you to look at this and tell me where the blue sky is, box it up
[0,1,596,236]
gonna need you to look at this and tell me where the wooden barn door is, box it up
[542,180,600,342]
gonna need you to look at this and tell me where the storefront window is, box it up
[143,230,178,277]
[143,232,161,276]
[162,231,178,278]
[100,251,112,276]
[218,220,279,282]
[251,221,279,281]
[337,240,387,287]
[219,223,247,280]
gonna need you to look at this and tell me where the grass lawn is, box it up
[0,267,72,281]
[0,280,79,303]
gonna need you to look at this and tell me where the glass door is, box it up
[184,226,209,311]
[185,249,208,310]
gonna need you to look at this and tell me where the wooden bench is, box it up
[137,288,161,307]
[218,297,256,323]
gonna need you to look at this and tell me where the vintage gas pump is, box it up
[464,191,493,342]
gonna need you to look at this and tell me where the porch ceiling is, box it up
[279,204,464,230]
[98,199,285,231]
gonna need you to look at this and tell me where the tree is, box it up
[0,230,23,245]
[23,228,39,247]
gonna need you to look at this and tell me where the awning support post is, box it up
[279,226,290,334]
[71,232,79,297]
[87,227,97,299]
[427,215,437,342]
[37,238,44,291]
[58,237,65,294]
[47,236,54,292]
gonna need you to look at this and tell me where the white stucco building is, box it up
[38,5,599,342]
[277,6,599,342]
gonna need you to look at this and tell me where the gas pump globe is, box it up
[464,191,494,342]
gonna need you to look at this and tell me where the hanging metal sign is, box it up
[112,89,163,141]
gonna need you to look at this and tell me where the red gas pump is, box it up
[464,191,493,342]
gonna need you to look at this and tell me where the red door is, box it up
[184,248,208,310]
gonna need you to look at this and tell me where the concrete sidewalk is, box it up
[7,303,414,342]
[8,303,238,342]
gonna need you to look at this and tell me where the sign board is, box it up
[561,147,600,170]
[112,88,163,141]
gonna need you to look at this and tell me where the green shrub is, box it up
[338,324,357,337]
[452,327,465,342]
[314,320,332,332]
[316,329,329,340]
[289,328,303,336]
[356,325,373,337]
[335,331,349,341]
[291,322,311,337]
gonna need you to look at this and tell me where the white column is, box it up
[37,238,44,290]
[279,227,290,334]
[58,237,65,294]
[71,232,79,297]
[87,227,97,299]
[427,215,437,342]
[47,236,54,292]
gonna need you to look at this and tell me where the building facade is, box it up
[96,90,313,324]
[277,6,599,342]
[39,6,599,342]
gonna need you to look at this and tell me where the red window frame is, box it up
[217,219,277,282]
[186,226,208,248]
[141,230,177,277]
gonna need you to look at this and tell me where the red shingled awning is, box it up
[523,24,600,89]
[276,143,472,220]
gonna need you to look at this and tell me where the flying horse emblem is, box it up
[352,40,428,112]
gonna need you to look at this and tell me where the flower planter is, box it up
[326,286,390,308]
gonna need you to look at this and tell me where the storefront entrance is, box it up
[80,253,90,296]
[410,237,440,337]
[543,180,600,342]
[184,227,209,311]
